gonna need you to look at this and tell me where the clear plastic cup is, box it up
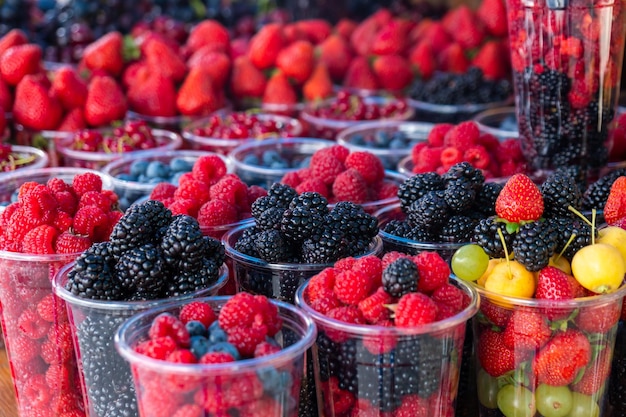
[336,120,434,171]
[115,295,317,417]
[125,111,197,134]
[52,262,229,417]
[0,145,50,180]
[259,101,306,119]
[295,275,480,417]
[408,97,512,125]
[13,124,75,167]
[473,106,519,140]
[228,137,334,188]
[473,284,626,417]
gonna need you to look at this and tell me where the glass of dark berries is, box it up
[229,137,334,189]
[182,112,303,156]
[472,107,519,140]
[336,120,434,171]
[300,92,415,141]
[115,294,316,417]
[0,144,50,179]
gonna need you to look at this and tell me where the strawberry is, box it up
[303,62,333,102]
[186,48,231,89]
[13,74,63,131]
[575,301,621,334]
[248,23,285,70]
[438,42,470,74]
[449,5,486,50]
[472,40,510,80]
[417,21,452,56]
[533,329,591,386]
[408,40,436,80]
[229,36,249,61]
[477,328,516,377]
[495,173,544,223]
[571,345,612,395]
[0,106,5,134]
[476,0,508,37]
[186,20,230,54]
[57,108,87,132]
[343,56,379,91]
[282,23,307,44]
[276,40,315,84]
[350,9,392,56]
[262,71,297,106]
[335,18,357,40]
[317,34,353,82]
[143,37,187,83]
[372,55,413,92]
[82,31,124,77]
[0,28,28,59]
[84,75,127,127]
[0,76,13,110]
[0,43,43,86]
[230,56,267,99]
[370,19,412,56]
[176,67,221,117]
[296,19,332,44]
[535,266,575,301]
[127,70,178,117]
[50,66,88,111]
[502,309,551,351]
[604,176,626,225]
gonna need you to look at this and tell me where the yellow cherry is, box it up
[571,243,625,293]
[484,260,536,299]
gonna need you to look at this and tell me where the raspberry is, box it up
[246,185,267,204]
[99,210,124,241]
[254,340,281,357]
[71,172,102,196]
[191,154,227,185]
[20,187,58,224]
[54,231,92,254]
[78,190,114,213]
[48,322,73,351]
[394,292,438,327]
[395,394,429,417]
[497,138,524,163]
[344,151,385,184]
[223,377,265,408]
[310,151,345,185]
[253,295,282,336]
[46,177,72,194]
[431,283,464,314]
[72,205,108,239]
[499,160,524,177]
[167,349,198,364]
[218,292,261,331]
[308,290,341,314]
[149,313,191,347]
[18,307,51,339]
[295,177,329,197]
[22,374,52,410]
[22,224,59,254]
[172,404,204,417]
[281,171,302,188]
[358,286,393,323]
[352,255,383,287]
[331,169,368,204]
[415,145,443,173]
[168,198,201,217]
[381,251,411,270]
[477,133,501,152]
[135,336,178,360]
[150,182,178,201]
[443,121,479,152]
[40,338,73,364]
[37,294,65,323]
[307,267,338,301]
[334,257,356,271]
[9,334,40,363]
[52,191,78,214]
[440,147,463,170]
[333,269,372,305]
[179,301,217,327]
[53,210,74,232]
[227,325,266,357]
[174,177,211,206]
[427,123,453,147]
[45,363,72,390]
[198,351,235,364]
[464,145,491,170]
[0,201,20,227]
[413,251,450,294]
[373,180,398,201]
[210,174,249,207]
[411,141,428,164]
[197,199,238,227]
[324,145,350,162]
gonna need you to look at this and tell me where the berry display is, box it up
[64,120,158,152]
[0,143,40,172]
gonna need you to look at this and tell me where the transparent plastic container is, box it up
[473,106,519,140]
[408,97,512,125]
[336,120,434,171]
[13,124,75,167]
[115,295,317,417]
[295,275,479,417]
[53,262,229,417]
[0,145,50,180]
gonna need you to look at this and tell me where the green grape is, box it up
[565,392,599,417]
[536,384,573,417]
[477,368,499,409]
[452,244,490,282]
[497,384,536,417]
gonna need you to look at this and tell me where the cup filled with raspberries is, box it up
[0,143,50,178]
[52,199,229,417]
[448,172,626,417]
[336,120,434,171]
[114,293,317,417]
[54,121,183,170]
[229,137,334,189]
[299,91,414,141]
[295,251,479,416]
[0,169,121,417]
[182,111,303,156]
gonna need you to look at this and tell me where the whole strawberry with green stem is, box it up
[495,173,544,232]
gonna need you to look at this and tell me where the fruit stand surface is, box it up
[0,349,16,417]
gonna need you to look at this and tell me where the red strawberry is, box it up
[57,108,87,132]
[276,40,315,84]
[84,75,127,127]
[127,70,178,117]
[296,19,332,44]
[176,67,221,117]
[477,0,508,37]
[438,42,470,74]
[502,309,551,351]
[477,328,516,377]
[248,23,285,70]
[0,43,43,86]
[50,66,88,110]
[533,329,591,386]
[343,56,379,91]
[335,18,357,40]
[186,20,230,54]
[409,40,436,80]
[0,28,28,59]
[13,74,63,131]
[370,18,412,56]
[282,22,306,44]
[571,345,612,395]
[495,173,544,223]
[472,40,510,80]
[303,62,333,102]
[262,71,297,106]
[187,48,231,89]
[535,266,575,301]
[82,31,124,77]
[575,302,621,334]
[604,176,626,225]
[349,9,391,56]
[0,76,13,110]
[230,56,267,99]
[449,6,486,50]
[317,34,353,82]
[143,37,187,83]
[0,105,5,134]
[372,55,413,92]
[417,21,452,56]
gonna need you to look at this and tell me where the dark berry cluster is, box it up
[65,199,225,301]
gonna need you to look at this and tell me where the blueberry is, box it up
[256,366,293,394]
[207,341,240,360]
[270,160,288,169]
[374,131,391,147]
[190,335,210,358]
[146,161,170,179]
[130,160,149,177]
[243,154,260,166]
[389,138,406,149]
[262,150,283,166]
[208,321,228,343]
[350,133,367,147]
[298,156,312,168]
[169,158,193,173]
[147,177,167,184]
[116,173,137,182]
[186,321,207,337]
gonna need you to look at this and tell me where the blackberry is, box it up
[254,230,292,263]
[382,258,418,297]
[554,165,586,195]
[203,236,225,266]
[395,335,448,398]
[266,182,298,208]
[406,226,437,243]
[512,221,559,272]
[160,215,206,272]
[66,250,124,300]
[164,258,220,297]
[406,191,450,232]
[301,226,345,264]
[582,168,626,210]
[438,215,478,243]
[325,201,378,242]
[444,178,476,213]
[115,243,167,298]
[281,206,325,242]
[109,200,172,258]
[256,207,285,231]
[251,195,278,218]
[472,216,516,258]
[552,217,595,261]
[442,162,485,190]
[382,220,413,238]
[474,182,503,216]
[234,233,259,258]
[540,170,583,218]
[289,191,329,212]
[398,172,444,211]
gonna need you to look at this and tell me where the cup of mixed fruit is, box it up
[0,143,49,179]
